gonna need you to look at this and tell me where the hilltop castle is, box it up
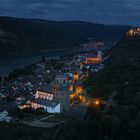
[127,28,140,37]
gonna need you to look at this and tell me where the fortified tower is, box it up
[53,74,70,112]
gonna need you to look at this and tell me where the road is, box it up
[22,121,55,128]
[33,114,55,122]
[107,91,117,107]
[22,115,56,128]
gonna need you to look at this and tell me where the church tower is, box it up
[53,74,70,112]
[97,51,102,62]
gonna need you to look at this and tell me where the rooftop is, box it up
[32,98,59,109]
[37,83,53,93]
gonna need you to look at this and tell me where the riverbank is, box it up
[0,48,76,76]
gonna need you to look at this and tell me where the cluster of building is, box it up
[84,51,102,64]
[80,41,116,52]
[18,72,84,113]
[0,49,105,117]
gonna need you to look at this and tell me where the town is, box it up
[0,41,115,126]
[0,1,140,139]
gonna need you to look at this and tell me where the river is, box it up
[0,48,76,76]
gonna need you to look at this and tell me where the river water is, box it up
[0,49,75,76]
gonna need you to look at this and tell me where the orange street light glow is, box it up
[95,100,100,105]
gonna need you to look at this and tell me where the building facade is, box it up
[85,51,102,64]
[53,74,70,112]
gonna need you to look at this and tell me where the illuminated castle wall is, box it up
[127,28,140,37]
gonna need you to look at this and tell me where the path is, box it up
[22,121,55,128]
[33,114,55,122]
[22,115,56,128]
[52,127,62,140]
[107,91,117,107]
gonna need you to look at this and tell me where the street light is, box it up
[95,100,100,105]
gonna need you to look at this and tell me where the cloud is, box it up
[0,0,139,25]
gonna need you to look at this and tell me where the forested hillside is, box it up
[0,16,129,57]
[97,32,140,108]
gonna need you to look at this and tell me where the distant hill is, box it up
[0,16,129,57]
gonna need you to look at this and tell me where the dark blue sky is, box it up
[0,0,139,25]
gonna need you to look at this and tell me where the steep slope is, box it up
[96,31,140,108]
[98,33,140,85]
[110,34,140,60]
[0,16,129,57]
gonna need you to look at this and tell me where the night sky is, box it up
[0,0,139,25]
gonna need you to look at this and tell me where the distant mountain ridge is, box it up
[0,16,130,57]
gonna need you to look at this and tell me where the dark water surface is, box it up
[0,49,75,76]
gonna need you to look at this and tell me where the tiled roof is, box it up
[37,83,53,93]
[32,98,59,109]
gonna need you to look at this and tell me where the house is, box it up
[16,82,62,113]
[31,98,60,113]
[30,83,61,113]
[16,96,31,110]
[35,83,54,100]
[0,111,12,122]
[73,72,79,81]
